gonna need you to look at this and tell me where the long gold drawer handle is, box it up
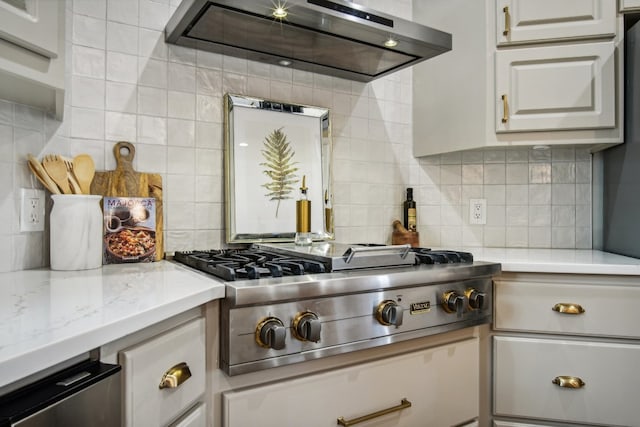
[552,303,585,315]
[553,376,585,389]
[337,398,411,426]
[159,362,192,389]
[503,6,510,36]
[501,94,509,123]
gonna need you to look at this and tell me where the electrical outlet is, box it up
[469,198,487,225]
[20,188,46,232]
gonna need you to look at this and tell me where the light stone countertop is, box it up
[471,248,640,275]
[2,248,639,391]
[0,261,225,389]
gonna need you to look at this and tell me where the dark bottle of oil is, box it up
[403,188,417,232]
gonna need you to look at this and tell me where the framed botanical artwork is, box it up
[224,94,333,243]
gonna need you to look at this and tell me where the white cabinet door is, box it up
[620,0,640,12]
[224,338,479,427]
[494,336,640,426]
[170,403,206,427]
[496,41,615,133]
[496,0,616,45]
[0,0,60,58]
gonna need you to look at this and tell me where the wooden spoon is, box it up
[72,154,95,195]
[42,154,72,194]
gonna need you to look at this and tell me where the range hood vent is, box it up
[165,0,452,82]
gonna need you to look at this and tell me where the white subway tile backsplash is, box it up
[167,118,195,147]
[167,91,195,120]
[139,0,170,31]
[105,111,136,141]
[72,45,106,78]
[0,100,13,124]
[107,0,138,25]
[107,21,138,55]
[137,116,166,145]
[72,76,106,109]
[0,0,595,271]
[73,14,106,49]
[106,81,137,113]
[107,51,138,83]
[70,108,104,140]
[137,86,167,116]
[484,164,505,184]
[138,57,168,87]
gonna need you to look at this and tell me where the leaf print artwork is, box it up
[260,127,299,217]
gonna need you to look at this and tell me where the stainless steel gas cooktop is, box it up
[173,243,500,375]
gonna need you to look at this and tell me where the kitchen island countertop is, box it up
[0,261,224,390]
[472,248,640,275]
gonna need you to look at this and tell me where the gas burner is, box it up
[410,248,474,264]
[174,249,326,281]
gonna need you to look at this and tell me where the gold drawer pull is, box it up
[159,362,192,389]
[337,398,411,426]
[503,6,510,36]
[552,303,585,315]
[553,376,585,389]
[501,94,509,123]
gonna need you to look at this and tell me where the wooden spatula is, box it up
[72,154,95,195]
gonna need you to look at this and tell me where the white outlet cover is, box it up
[20,188,46,232]
[469,198,487,225]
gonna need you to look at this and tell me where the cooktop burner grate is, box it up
[174,249,326,281]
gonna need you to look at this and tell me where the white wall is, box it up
[0,0,590,272]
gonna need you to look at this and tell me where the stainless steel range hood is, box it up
[165,0,451,82]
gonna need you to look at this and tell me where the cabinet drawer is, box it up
[494,336,640,426]
[494,421,571,427]
[223,338,479,427]
[495,41,615,133]
[170,402,206,427]
[496,0,616,45]
[494,280,640,338]
[120,318,206,427]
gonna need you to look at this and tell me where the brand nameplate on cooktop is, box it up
[410,301,431,314]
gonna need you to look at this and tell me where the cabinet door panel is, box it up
[496,41,615,132]
[494,280,640,339]
[494,336,640,426]
[496,0,616,45]
[223,338,479,427]
[620,0,640,11]
[0,0,60,57]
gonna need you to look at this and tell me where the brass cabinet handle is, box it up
[159,362,192,389]
[501,94,509,123]
[552,303,585,315]
[337,398,411,426]
[503,6,510,36]
[553,376,585,389]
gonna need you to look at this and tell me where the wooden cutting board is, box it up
[91,141,164,261]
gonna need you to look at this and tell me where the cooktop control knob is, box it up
[442,291,465,314]
[256,317,286,350]
[376,300,404,326]
[465,288,486,310]
[292,311,321,342]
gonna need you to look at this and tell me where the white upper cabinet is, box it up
[0,0,60,58]
[620,0,640,12]
[496,0,616,45]
[412,0,622,157]
[0,0,65,119]
[495,41,616,132]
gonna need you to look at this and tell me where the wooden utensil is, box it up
[72,154,95,195]
[91,141,164,261]
[27,154,61,194]
[60,156,83,194]
[42,155,72,194]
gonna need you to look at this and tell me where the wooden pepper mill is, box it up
[392,220,420,247]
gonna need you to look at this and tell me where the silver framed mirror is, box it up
[224,94,333,244]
